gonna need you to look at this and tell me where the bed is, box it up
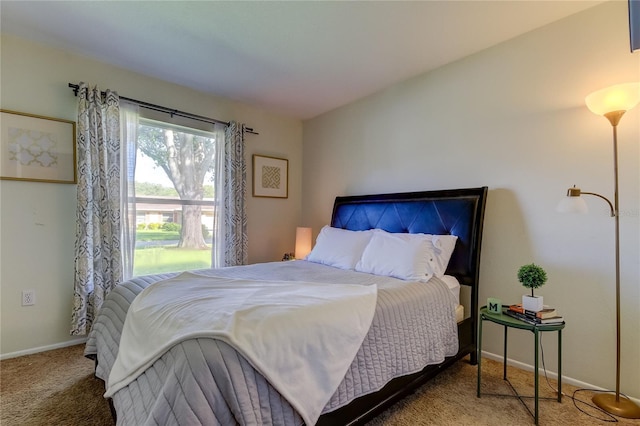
[85,186,488,425]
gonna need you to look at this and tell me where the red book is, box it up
[509,304,525,314]
[509,304,557,319]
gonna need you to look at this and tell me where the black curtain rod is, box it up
[68,83,258,135]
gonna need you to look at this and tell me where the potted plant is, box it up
[517,263,547,312]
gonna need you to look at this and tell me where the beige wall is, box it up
[302,2,640,398]
[0,34,303,356]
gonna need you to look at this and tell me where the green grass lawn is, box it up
[136,230,181,241]
[133,246,211,276]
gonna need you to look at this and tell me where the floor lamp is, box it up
[557,82,640,418]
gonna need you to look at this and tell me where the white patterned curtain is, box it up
[215,121,247,267]
[119,102,138,280]
[71,83,121,336]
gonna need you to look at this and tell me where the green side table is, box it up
[477,306,565,425]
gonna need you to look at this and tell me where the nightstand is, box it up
[476,305,565,425]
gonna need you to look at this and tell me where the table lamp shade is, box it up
[295,227,312,259]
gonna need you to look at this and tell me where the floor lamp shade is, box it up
[556,195,588,214]
[585,82,640,124]
[295,227,312,259]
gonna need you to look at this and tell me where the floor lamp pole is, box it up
[591,112,640,418]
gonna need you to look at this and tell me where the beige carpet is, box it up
[1,344,639,425]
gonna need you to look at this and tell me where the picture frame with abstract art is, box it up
[252,154,288,198]
[0,109,76,184]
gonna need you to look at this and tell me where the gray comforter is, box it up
[85,261,458,425]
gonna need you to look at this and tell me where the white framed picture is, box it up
[0,109,76,184]
[252,154,288,198]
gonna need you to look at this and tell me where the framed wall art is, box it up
[0,109,76,184]
[252,154,288,198]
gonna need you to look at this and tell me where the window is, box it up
[132,118,220,276]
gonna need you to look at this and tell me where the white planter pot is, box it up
[522,295,544,312]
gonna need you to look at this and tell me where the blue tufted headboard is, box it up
[330,187,488,289]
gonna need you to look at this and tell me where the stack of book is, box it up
[505,304,564,325]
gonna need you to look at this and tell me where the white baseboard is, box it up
[0,338,87,361]
[481,350,640,405]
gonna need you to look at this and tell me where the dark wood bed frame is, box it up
[316,186,488,425]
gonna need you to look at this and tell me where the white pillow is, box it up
[430,235,458,277]
[305,226,374,270]
[355,231,435,282]
[355,231,458,281]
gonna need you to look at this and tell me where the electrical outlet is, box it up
[22,290,35,306]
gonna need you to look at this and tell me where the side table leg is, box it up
[477,315,483,397]
[534,328,539,425]
[503,325,508,380]
[558,329,562,402]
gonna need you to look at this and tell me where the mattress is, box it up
[85,260,459,425]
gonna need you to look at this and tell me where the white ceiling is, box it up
[1,1,604,119]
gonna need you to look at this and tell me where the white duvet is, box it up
[105,271,378,426]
